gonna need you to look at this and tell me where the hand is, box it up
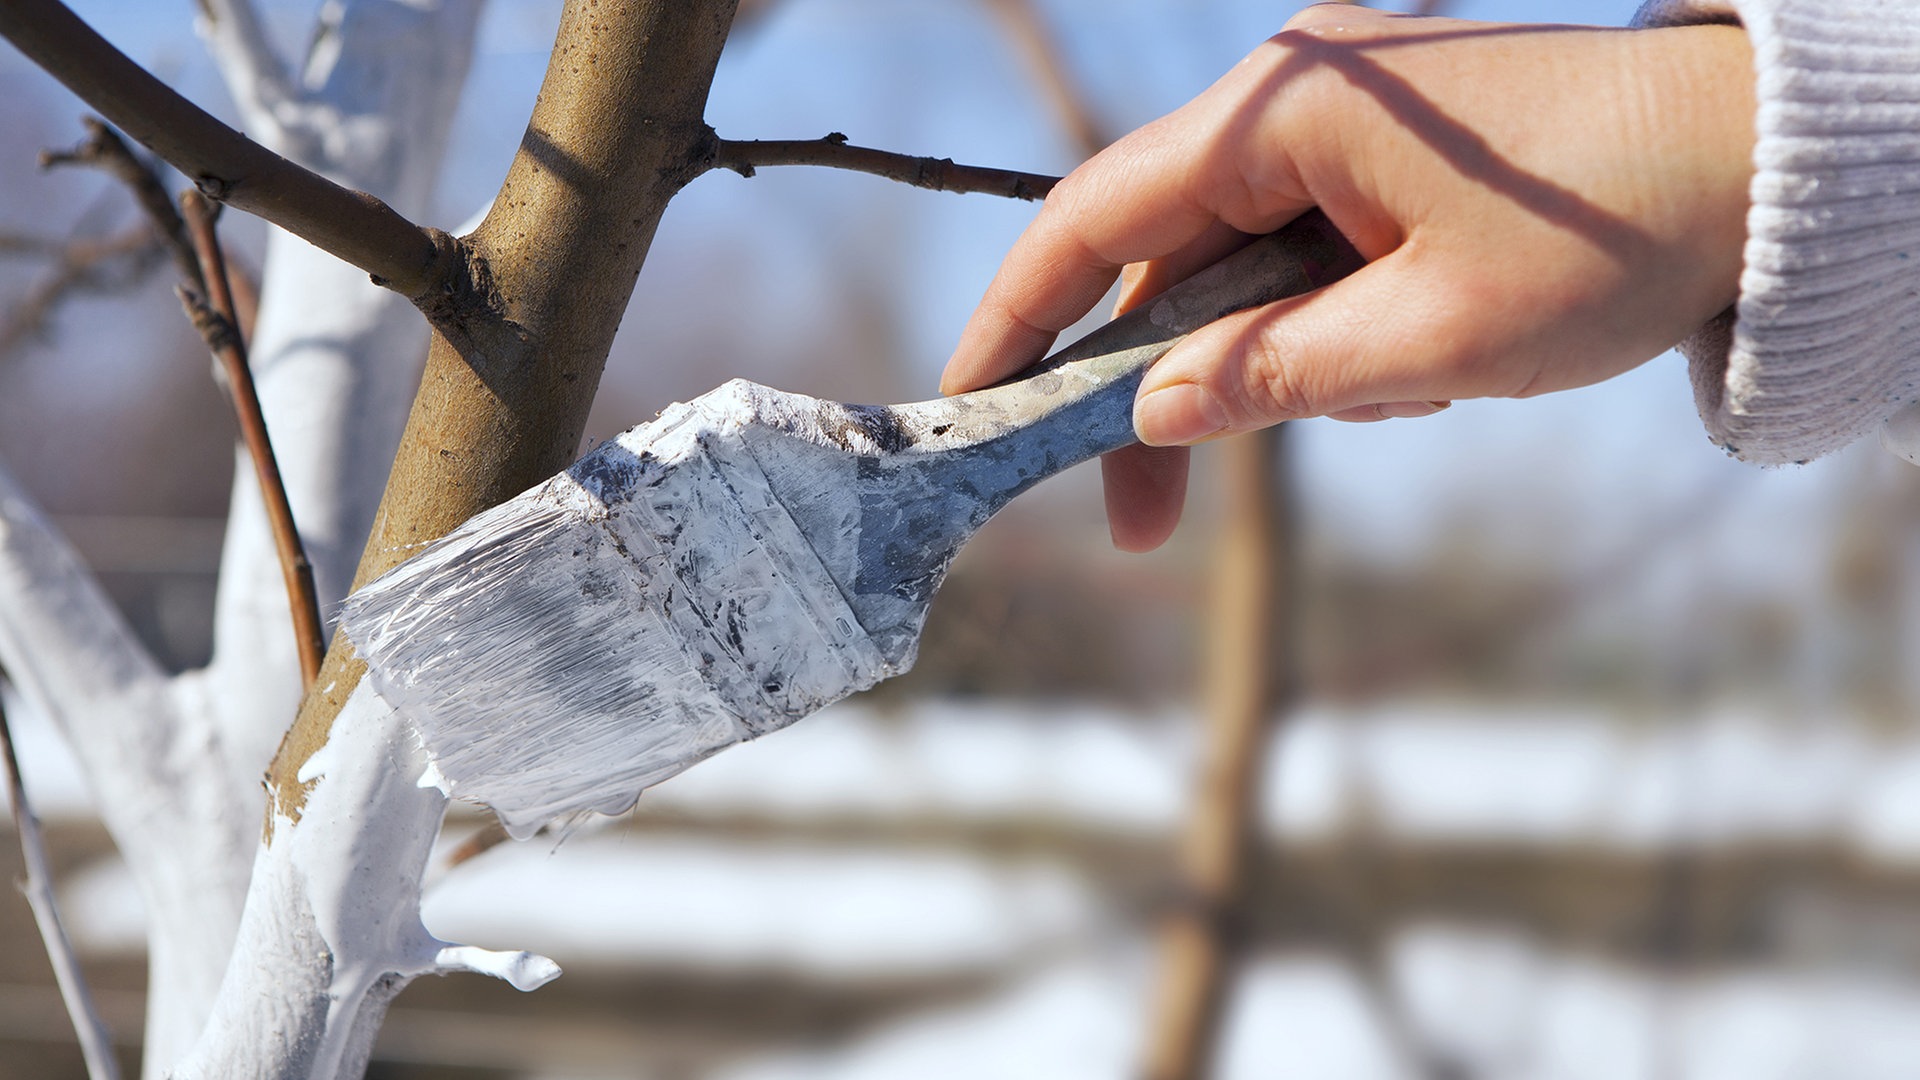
[941,5,1755,551]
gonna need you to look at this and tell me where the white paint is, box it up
[422,831,1094,976]
[203,0,482,796]
[345,383,897,839]
[0,464,256,1072]
[0,3,485,1074]
[178,681,556,1079]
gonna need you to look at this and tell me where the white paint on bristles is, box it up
[343,382,898,839]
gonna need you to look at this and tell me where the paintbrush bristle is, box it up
[342,386,897,839]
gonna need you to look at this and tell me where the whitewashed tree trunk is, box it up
[176,682,555,1080]
[0,2,484,1075]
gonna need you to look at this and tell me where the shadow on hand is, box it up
[1225,21,1655,266]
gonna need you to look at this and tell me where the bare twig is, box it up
[41,118,202,288]
[0,676,122,1080]
[177,190,325,689]
[0,233,66,257]
[0,0,448,299]
[8,117,259,357]
[436,819,513,877]
[0,226,161,360]
[712,133,1058,201]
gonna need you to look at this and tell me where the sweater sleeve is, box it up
[1634,0,1920,464]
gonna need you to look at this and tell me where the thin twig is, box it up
[0,676,122,1080]
[712,133,1059,201]
[41,118,202,288]
[7,117,260,359]
[0,226,160,360]
[177,191,325,689]
[0,232,66,257]
[0,0,446,298]
[433,819,513,879]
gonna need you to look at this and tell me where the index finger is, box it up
[940,86,1312,394]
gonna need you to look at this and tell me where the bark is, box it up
[0,2,483,1073]
[273,0,741,815]
[1140,429,1296,1080]
[181,2,744,1074]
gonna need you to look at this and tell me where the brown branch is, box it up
[1141,430,1297,1080]
[272,0,745,826]
[712,133,1059,201]
[177,191,325,690]
[0,233,66,258]
[0,0,450,301]
[42,118,260,336]
[437,820,512,875]
[41,118,202,288]
[0,675,122,1080]
[0,226,160,360]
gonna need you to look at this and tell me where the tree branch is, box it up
[31,117,259,340]
[0,227,161,360]
[1140,431,1297,1080]
[0,677,122,1080]
[274,0,745,818]
[712,133,1059,200]
[0,0,451,300]
[41,118,202,288]
[0,233,67,257]
[177,191,325,690]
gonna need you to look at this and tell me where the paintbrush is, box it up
[340,211,1361,838]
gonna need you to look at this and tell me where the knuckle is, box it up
[1279,2,1362,34]
[1235,325,1317,422]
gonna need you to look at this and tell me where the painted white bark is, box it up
[199,0,482,796]
[0,463,254,1075]
[0,2,485,1075]
[175,682,556,1080]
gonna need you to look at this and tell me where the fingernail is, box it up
[1374,400,1451,419]
[1135,383,1230,446]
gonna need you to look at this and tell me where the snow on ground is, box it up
[35,694,1920,963]
[421,834,1098,977]
[13,694,1907,857]
[714,929,1920,1080]
[29,693,1920,1077]
[638,699,1920,859]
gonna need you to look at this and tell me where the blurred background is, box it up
[10,0,1920,1077]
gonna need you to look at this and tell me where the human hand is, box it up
[941,5,1755,551]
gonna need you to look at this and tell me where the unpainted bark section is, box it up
[269,0,744,820]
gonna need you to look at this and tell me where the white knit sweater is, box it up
[1635,0,1920,463]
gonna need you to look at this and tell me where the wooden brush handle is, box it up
[1026,208,1362,387]
[895,209,1364,512]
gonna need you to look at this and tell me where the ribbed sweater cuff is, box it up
[1636,0,1920,463]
